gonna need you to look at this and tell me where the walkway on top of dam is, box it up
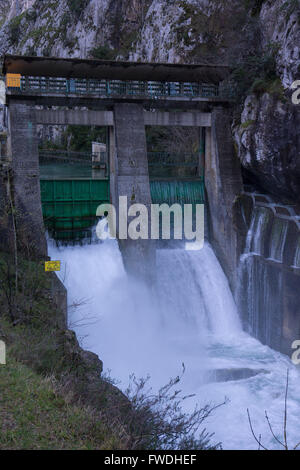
[3,55,235,108]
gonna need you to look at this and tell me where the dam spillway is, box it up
[48,237,300,450]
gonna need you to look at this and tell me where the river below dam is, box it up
[48,239,300,450]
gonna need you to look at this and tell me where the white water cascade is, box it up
[49,239,300,450]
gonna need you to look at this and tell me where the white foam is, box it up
[49,239,300,450]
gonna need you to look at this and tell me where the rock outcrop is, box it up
[234,93,300,203]
[233,0,300,203]
[0,0,150,59]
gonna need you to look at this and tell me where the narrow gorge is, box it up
[0,0,299,451]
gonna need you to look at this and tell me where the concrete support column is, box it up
[8,100,47,258]
[205,127,212,170]
[198,127,205,178]
[205,108,243,291]
[108,125,117,207]
[113,103,156,283]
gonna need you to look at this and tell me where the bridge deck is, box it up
[6,77,235,106]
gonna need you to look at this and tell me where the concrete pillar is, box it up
[205,108,243,291]
[108,125,117,207]
[113,103,156,283]
[198,127,205,178]
[205,127,212,170]
[8,100,47,258]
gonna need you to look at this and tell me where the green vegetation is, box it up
[0,250,128,449]
[280,0,299,19]
[40,126,106,153]
[241,120,255,129]
[90,45,118,60]
[0,250,221,450]
[66,126,106,152]
[118,30,140,59]
[25,8,38,22]
[91,0,152,60]
[0,357,120,450]
[8,14,25,44]
[175,0,255,63]
[251,77,285,98]
[232,43,284,100]
[67,0,89,18]
[7,2,80,56]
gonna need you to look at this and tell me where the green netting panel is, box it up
[150,181,205,206]
[41,179,109,240]
[40,179,109,217]
[40,179,204,240]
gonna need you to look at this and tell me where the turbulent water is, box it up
[49,239,300,450]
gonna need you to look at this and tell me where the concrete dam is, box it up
[1,55,300,449]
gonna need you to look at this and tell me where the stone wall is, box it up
[236,190,300,355]
[205,107,243,291]
[112,103,156,283]
[8,100,47,258]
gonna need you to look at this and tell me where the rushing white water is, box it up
[269,218,289,263]
[293,237,300,269]
[48,239,300,450]
[245,207,270,256]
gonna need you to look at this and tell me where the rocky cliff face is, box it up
[234,0,300,203]
[0,0,150,58]
[234,92,300,203]
[132,0,300,202]
[0,0,299,203]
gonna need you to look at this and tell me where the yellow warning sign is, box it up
[45,261,61,272]
[6,73,21,88]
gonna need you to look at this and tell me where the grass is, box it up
[0,355,121,450]
[0,250,220,450]
[0,250,130,449]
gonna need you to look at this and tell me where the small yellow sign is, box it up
[6,73,21,88]
[45,261,61,272]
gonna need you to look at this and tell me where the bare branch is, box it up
[284,369,289,450]
[265,411,285,448]
[247,409,269,451]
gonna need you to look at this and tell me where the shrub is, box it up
[66,125,106,152]
[124,369,226,450]
[0,249,224,450]
[8,16,23,44]
[67,0,89,18]
[25,8,37,22]
[90,45,117,60]
[232,42,281,99]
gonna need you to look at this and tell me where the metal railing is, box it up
[39,149,204,180]
[40,149,200,168]
[10,76,235,99]
[148,152,199,168]
[39,148,106,163]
